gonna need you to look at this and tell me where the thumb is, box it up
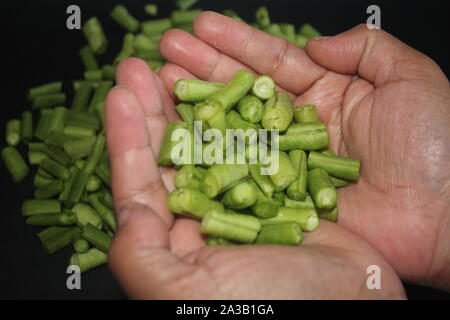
[306,24,448,87]
[109,203,197,299]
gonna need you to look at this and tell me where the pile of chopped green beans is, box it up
[163,69,361,245]
[2,0,326,273]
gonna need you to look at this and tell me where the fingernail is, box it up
[118,205,133,227]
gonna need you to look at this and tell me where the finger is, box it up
[170,217,205,257]
[109,203,205,299]
[307,24,449,87]
[105,86,173,227]
[193,11,327,94]
[116,58,169,154]
[159,63,198,102]
[160,29,254,83]
[155,74,179,122]
[160,30,295,98]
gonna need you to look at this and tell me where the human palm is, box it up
[104,12,449,298]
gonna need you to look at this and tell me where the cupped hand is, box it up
[155,12,450,289]
[104,12,447,298]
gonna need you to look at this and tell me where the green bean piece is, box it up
[6,119,21,147]
[171,10,202,24]
[287,150,308,200]
[40,158,70,181]
[82,223,112,253]
[168,187,224,218]
[63,136,96,160]
[175,165,204,189]
[114,33,135,65]
[174,79,225,103]
[73,238,90,253]
[144,4,158,16]
[37,166,53,179]
[33,173,53,187]
[294,34,309,48]
[83,17,108,55]
[146,60,164,73]
[260,206,319,232]
[45,132,77,149]
[176,0,198,10]
[208,70,255,112]
[175,103,194,123]
[294,104,319,123]
[95,162,111,187]
[174,22,193,34]
[249,164,275,198]
[86,175,101,192]
[317,206,339,222]
[29,142,45,152]
[201,164,249,198]
[84,70,103,81]
[22,199,61,216]
[255,6,271,28]
[224,111,259,136]
[299,23,322,39]
[307,168,337,209]
[94,102,105,128]
[280,23,296,42]
[21,111,33,143]
[249,180,280,218]
[70,248,108,273]
[67,170,88,205]
[102,65,116,80]
[255,222,303,245]
[157,122,191,166]
[319,147,336,156]
[59,167,78,203]
[133,33,157,54]
[237,95,264,123]
[142,18,173,37]
[99,190,114,211]
[206,236,236,246]
[84,134,105,174]
[26,212,75,227]
[284,194,315,209]
[72,203,103,229]
[2,147,29,183]
[264,24,285,39]
[193,101,220,121]
[47,106,68,135]
[71,83,93,112]
[252,75,276,101]
[262,91,294,131]
[34,109,53,141]
[111,4,140,33]
[266,151,297,192]
[43,145,72,167]
[63,125,96,139]
[32,93,66,110]
[67,110,100,130]
[79,46,99,71]
[279,123,329,151]
[35,179,64,199]
[38,226,81,254]
[88,193,116,232]
[222,180,257,210]
[28,81,62,100]
[307,151,361,181]
[329,176,350,188]
[201,209,261,243]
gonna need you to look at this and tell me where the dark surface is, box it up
[0,0,449,300]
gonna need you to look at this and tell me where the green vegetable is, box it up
[279,122,329,151]
[222,180,257,209]
[28,82,62,101]
[294,104,319,123]
[70,248,108,272]
[237,95,264,123]
[32,93,66,110]
[83,17,108,55]
[260,206,319,232]
[111,4,140,33]
[79,46,99,71]
[176,0,199,10]
[168,187,224,218]
[22,199,61,216]
[2,147,29,182]
[82,223,112,252]
[287,150,308,200]
[307,151,361,181]
[174,79,225,103]
[201,164,249,198]
[307,168,337,209]
[6,119,21,147]
[252,75,276,100]
[261,91,293,131]
[21,111,33,143]
[255,222,303,245]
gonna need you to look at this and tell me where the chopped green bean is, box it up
[307,168,337,209]
[260,206,319,232]
[22,199,61,216]
[79,46,99,71]
[32,93,66,110]
[168,187,224,218]
[111,4,140,33]
[21,111,33,143]
[294,104,319,123]
[255,222,303,245]
[28,82,62,101]
[6,119,21,147]
[70,248,107,272]
[237,95,264,123]
[174,79,225,103]
[287,150,308,200]
[83,17,108,55]
[307,151,361,181]
[261,91,293,131]
[2,147,29,183]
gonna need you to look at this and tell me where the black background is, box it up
[0,0,449,300]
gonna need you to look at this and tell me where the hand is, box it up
[156,12,450,289]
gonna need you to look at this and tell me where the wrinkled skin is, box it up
[105,12,450,299]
